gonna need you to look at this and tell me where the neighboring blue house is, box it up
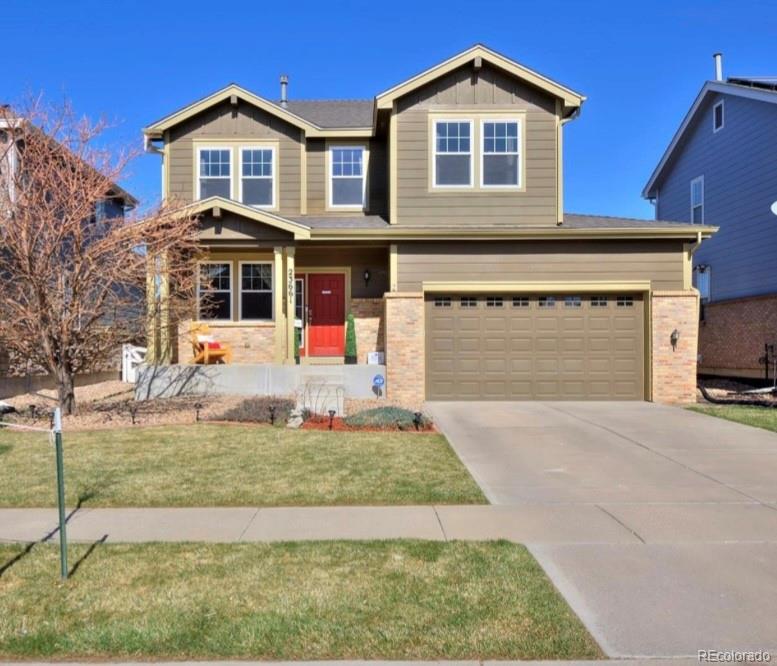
[643,55,777,381]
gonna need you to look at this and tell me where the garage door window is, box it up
[565,296,582,308]
[591,296,608,307]
[617,296,634,307]
[486,296,504,308]
[512,296,529,308]
[434,296,452,307]
[460,296,478,308]
[539,296,556,307]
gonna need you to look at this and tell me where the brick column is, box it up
[651,290,699,404]
[384,292,424,404]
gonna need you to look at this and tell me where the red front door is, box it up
[308,273,345,356]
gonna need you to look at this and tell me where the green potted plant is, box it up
[294,327,301,365]
[344,313,357,365]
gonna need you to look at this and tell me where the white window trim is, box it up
[238,146,276,209]
[690,175,704,224]
[432,119,474,189]
[197,260,232,321]
[238,260,274,322]
[328,144,367,209]
[196,146,233,201]
[480,118,522,189]
[713,100,724,133]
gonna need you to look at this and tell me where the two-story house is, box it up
[143,44,712,405]
[643,54,777,382]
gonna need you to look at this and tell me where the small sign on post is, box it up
[53,408,68,580]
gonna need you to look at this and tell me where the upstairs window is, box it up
[198,148,231,199]
[198,262,231,320]
[434,120,472,187]
[713,100,724,133]
[241,148,274,208]
[691,176,704,224]
[330,146,365,208]
[482,120,520,187]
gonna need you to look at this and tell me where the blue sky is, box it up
[3,0,776,218]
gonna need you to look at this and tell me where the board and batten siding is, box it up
[655,92,777,302]
[395,240,685,292]
[167,99,302,214]
[395,63,559,226]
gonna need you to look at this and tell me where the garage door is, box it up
[426,293,644,400]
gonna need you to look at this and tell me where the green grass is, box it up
[0,424,485,507]
[0,540,602,660]
[689,404,777,433]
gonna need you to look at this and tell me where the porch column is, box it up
[273,246,284,363]
[145,254,158,363]
[158,251,171,364]
[285,247,296,364]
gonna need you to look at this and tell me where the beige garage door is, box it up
[426,293,644,400]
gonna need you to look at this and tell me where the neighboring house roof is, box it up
[282,101,373,129]
[143,44,586,141]
[374,44,585,117]
[642,78,777,199]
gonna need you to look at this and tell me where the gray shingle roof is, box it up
[280,100,373,128]
[727,76,777,92]
[563,213,701,229]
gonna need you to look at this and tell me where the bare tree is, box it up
[0,97,201,414]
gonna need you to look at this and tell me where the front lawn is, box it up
[689,404,777,434]
[0,540,601,660]
[0,424,485,507]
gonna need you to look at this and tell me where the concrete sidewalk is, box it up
[4,502,777,545]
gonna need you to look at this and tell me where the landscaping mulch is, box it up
[302,415,435,433]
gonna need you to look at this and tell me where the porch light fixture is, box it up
[363,269,371,287]
[670,329,680,351]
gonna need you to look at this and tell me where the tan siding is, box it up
[306,139,326,214]
[396,241,686,291]
[296,245,388,298]
[395,63,559,226]
[167,99,301,214]
[198,212,294,243]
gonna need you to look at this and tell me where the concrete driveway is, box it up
[426,401,777,658]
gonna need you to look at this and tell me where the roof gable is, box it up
[184,197,311,240]
[375,44,585,116]
[643,80,777,198]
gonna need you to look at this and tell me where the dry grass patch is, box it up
[0,424,485,507]
[0,540,602,660]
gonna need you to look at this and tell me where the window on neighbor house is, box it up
[694,267,711,301]
[240,262,273,320]
[691,176,704,224]
[713,101,724,132]
[434,120,472,187]
[330,146,365,207]
[241,148,274,207]
[198,262,232,320]
[198,148,231,199]
[482,120,520,186]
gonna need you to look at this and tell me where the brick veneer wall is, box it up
[697,293,777,379]
[350,298,385,363]
[651,290,699,404]
[177,321,276,364]
[384,292,424,404]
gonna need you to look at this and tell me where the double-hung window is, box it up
[691,176,704,224]
[240,262,273,320]
[198,148,231,199]
[330,146,365,207]
[713,101,724,132]
[241,147,274,207]
[434,120,472,187]
[198,262,231,320]
[482,120,520,187]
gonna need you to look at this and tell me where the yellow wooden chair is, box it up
[190,323,233,364]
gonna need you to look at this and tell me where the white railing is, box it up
[121,344,147,383]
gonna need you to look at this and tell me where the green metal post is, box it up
[53,408,68,580]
